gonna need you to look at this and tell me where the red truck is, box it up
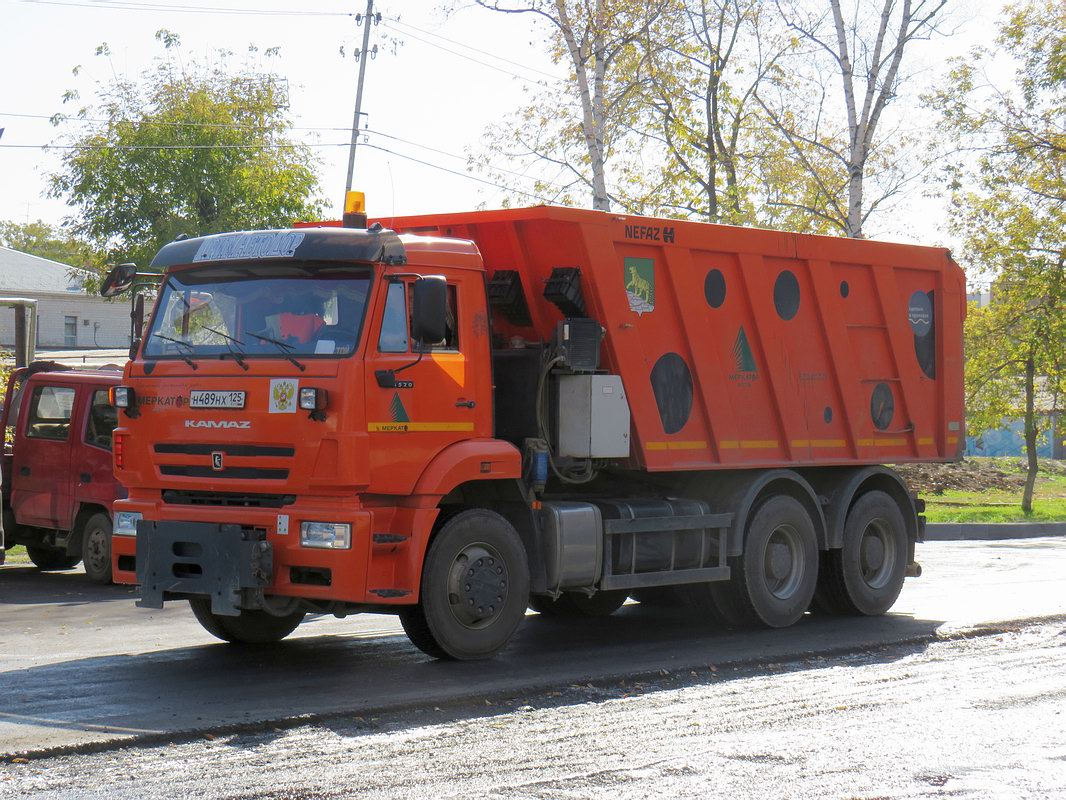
[102,204,965,658]
[1,362,122,582]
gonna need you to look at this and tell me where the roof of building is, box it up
[0,246,91,295]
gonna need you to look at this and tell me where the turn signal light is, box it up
[113,432,126,468]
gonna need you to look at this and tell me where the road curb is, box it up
[925,522,1066,541]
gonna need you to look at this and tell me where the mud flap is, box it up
[136,522,272,616]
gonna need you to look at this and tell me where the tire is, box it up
[709,495,818,628]
[26,545,81,571]
[815,491,908,616]
[530,590,627,617]
[80,512,113,584]
[401,508,530,660]
[189,598,305,644]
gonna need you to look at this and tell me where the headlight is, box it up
[111,386,135,408]
[114,511,142,537]
[300,521,351,549]
[299,387,327,411]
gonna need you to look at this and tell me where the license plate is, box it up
[190,390,246,409]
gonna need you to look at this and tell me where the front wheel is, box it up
[80,512,113,584]
[27,546,81,572]
[401,509,530,660]
[189,598,305,644]
[710,495,818,628]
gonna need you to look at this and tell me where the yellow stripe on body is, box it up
[791,439,847,448]
[646,440,707,451]
[368,422,475,432]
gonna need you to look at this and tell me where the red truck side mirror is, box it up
[411,277,447,345]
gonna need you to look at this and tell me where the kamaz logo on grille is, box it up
[184,420,251,429]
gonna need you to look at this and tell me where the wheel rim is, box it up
[762,523,805,600]
[85,526,109,575]
[858,518,896,590]
[446,542,509,630]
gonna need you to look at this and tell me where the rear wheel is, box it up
[189,598,305,644]
[26,546,81,571]
[815,491,908,616]
[80,512,113,584]
[400,509,529,660]
[710,495,818,628]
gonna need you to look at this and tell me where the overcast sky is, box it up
[1,0,1005,251]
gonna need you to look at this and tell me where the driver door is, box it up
[364,271,489,495]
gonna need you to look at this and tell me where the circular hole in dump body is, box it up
[650,353,694,435]
[870,383,895,431]
[774,270,801,320]
[705,269,726,308]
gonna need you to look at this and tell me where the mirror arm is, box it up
[374,345,426,389]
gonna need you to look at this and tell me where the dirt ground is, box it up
[894,458,1066,495]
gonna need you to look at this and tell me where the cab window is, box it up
[26,385,75,441]
[378,281,409,353]
[85,389,118,451]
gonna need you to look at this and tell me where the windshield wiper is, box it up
[246,331,306,372]
[151,334,199,370]
[200,325,249,371]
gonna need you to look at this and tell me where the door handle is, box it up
[19,466,29,476]
[455,400,476,409]
[80,473,92,483]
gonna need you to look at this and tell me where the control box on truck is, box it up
[1,363,122,582]
[102,204,964,658]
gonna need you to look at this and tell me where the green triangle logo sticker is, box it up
[733,326,757,373]
[389,392,410,423]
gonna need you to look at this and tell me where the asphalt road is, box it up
[1,537,1065,797]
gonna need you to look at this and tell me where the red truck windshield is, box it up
[143,263,372,360]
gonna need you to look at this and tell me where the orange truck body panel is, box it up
[381,206,966,468]
[113,206,964,607]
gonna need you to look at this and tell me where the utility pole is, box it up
[344,0,377,194]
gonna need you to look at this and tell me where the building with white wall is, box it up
[0,246,133,348]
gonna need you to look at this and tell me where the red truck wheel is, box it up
[80,512,113,584]
[188,598,305,644]
[400,509,530,660]
[710,495,818,628]
[815,491,908,616]
[26,546,81,571]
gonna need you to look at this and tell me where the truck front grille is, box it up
[160,465,288,480]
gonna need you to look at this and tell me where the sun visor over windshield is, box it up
[149,227,408,270]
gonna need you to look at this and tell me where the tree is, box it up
[758,0,948,237]
[0,219,99,268]
[473,1,669,211]
[932,0,1064,513]
[48,31,326,269]
[638,0,790,225]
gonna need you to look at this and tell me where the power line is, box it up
[21,0,351,16]
[378,21,554,88]
[360,142,554,204]
[383,16,561,82]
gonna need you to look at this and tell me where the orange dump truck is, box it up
[103,205,964,659]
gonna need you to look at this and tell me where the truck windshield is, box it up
[143,263,372,360]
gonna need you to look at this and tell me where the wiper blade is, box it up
[200,325,249,371]
[151,334,199,370]
[246,331,306,372]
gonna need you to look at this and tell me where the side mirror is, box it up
[411,277,448,345]
[129,293,145,361]
[100,263,138,298]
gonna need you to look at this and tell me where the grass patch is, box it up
[2,544,30,565]
[922,472,1066,523]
